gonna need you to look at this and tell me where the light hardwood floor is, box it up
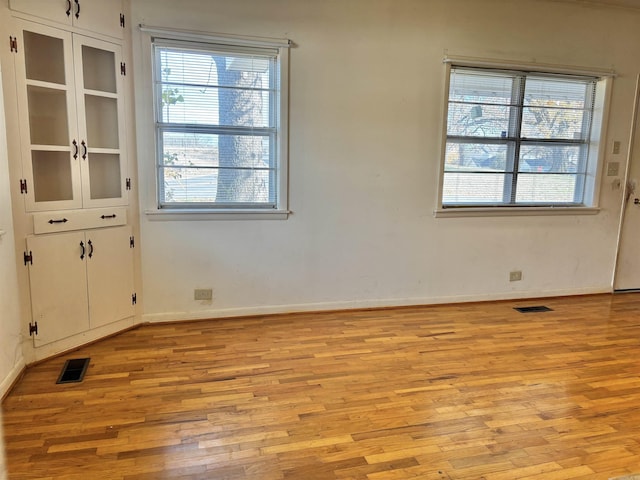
[4,294,640,479]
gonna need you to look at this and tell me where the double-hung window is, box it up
[152,36,288,212]
[440,64,610,211]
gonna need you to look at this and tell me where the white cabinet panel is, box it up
[32,207,127,234]
[72,0,124,39]
[13,20,128,212]
[14,23,81,211]
[9,0,124,39]
[9,0,72,29]
[74,34,128,209]
[26,226,134,347]
[87,226,134,329]
[26,232,89,346]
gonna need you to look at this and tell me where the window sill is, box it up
[144,208,291,221]
[434,206,601,218]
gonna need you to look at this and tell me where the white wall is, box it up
[0,9,24,480]
[132,0,640,321]
[0,61,24,395]
[0,60,22,480]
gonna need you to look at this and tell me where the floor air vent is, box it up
[514,306,553,313]
[56,358,90,384]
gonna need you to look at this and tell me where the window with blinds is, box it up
[153,40,283,209]
[442,66,601,208]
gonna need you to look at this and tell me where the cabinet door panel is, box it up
[9,0,72,28]
[15,21,82,212]
[14,21,128,211]
[23,30,66,84]
[26,232,89,346]
[27,85,69,145]
[74,35,128,208]
[86,226,134,329]
[84,95,119,148]
[10,0,124,39]
[81,45,117,93]
[31,151,74,202]
[72,0,124,39]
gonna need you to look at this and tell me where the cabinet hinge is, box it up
[19,179,27,194]
[130,236,135,248]
[126,178,131,190]
[29,321,38,337]
[9,36,17,53]
[121,62,126,76]
[24,251,33,265]
[120,13,125,28]
[132,293,137,305]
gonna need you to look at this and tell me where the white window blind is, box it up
[442,66,599,207]
[153,39,284,209]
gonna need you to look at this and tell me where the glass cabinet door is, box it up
[16,21,82,211]
[14,21,128,211]
[74,35,127,207]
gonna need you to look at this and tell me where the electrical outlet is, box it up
[509,271,522,282]
[613,141,621,154]
[607,162,620,177]
[194,288,213,301]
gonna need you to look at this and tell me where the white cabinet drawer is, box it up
[33,207,127,234]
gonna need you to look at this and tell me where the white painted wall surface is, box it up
[132,0,638,322]
[0,61,24,395]
[0,8,23,480]
[0,58,23,480]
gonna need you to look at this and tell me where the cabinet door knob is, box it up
[66,0,71,17]
[72,140,78,159]
[81,140,87,160]
[75,0,80,19]
[80,241,85,260]
[87,239,94,258]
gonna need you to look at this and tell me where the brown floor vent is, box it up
[56,358,90,384]
[514,306,553,313]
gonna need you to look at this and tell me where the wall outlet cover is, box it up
[509,271,523,282]
[613,141,621,154]
[194,288,213,301]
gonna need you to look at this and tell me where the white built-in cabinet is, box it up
[14,20,127,212]
[25,226,134,347]
[5,1,135,350]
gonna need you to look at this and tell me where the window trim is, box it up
[435,57,614,217]
[140,26,290,219]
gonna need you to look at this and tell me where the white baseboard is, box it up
[142,286,612,324]
[25,316,136,364]
[0,356,26,399]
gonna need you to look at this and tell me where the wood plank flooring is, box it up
[4,294,640,479]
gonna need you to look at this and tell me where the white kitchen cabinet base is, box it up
[26,226,135,347]
[26,231,89,346]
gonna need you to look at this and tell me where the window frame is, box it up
[143,27,290,219]
[435,59,613,218]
